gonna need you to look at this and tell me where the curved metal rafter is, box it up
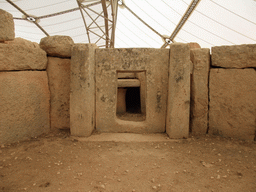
[161,0,201,48]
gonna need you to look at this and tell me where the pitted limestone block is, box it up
[40,35,74,57]
[0,38,47,71]
[0,9,15,41]
[47,57,70,129]
[190,48,210,135]
[0,71,50,144]
[211,44,256,68]
[70,44,98,136]
[166,43,191,139]
[95,48,169,133]
[209,68,256,141]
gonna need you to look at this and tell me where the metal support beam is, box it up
[161,0,201,48]
[76,0,91,43]
[101,0,109,48]
[110,0,118,48]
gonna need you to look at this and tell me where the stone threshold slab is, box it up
[72,133,181,142]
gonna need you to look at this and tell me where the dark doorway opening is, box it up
[125,87,141,114]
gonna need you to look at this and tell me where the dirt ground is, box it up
[0,130,255,192]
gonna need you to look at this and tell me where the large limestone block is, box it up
[47,57,70,129]
[190,48,210,135]
[70,44,98,136]
[0,38,47,71]
[0,71,50,144]
[95,48,169,133]
[209,69,256,141]
[40,35,74,57]
[211,44,256,68]
[166,43,191,139]
[0,9,15,41]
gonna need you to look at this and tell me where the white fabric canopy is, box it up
[1,0,255,49]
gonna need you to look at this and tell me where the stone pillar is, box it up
[190,48,210,135]
[47,57,71,129]
[70,44,98,136]
[116,88,127,114]
[0,9,15,41]
[166,43,191,139]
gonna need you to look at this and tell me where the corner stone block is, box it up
[211,44,256,68]
[70,44,98,136]
[0,71,50,144]
[166,43,191,139]
[209,68,256,141]
[190,48,210,135]
[0,9,15,41]
[47,57,71,129]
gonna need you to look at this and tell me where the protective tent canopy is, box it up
[1,0,256,49]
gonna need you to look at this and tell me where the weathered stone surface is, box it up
[0,38,47,71]
[0,9,15,41]
[70,44,98,136]
[209,69,256,141]
[95,48,169,133]
[0,71,50,144]
[47,57,70,129]
[166,43,191,139]
[211,44,256,68]
[188,42,201,49]
[190,48,210,135]
[40,35,74,57]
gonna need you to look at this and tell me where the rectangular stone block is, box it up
[70,44,98,136]
[166,43,191,139]
[190,48,210,135]
[95,48,169,133]
[0,71,50,144]
[211,44,256,68]
[0,38,47,71]
[47,57,70,129]
[209,69,256,141]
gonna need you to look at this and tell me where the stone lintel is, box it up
[118,79,140,87]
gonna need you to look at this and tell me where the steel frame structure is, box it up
[6,0,200,48]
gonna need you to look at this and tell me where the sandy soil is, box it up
[0,130,255,192]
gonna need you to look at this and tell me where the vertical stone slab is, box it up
[47,57,70,129]
[209,69,256,141]
[70,44,97,136]
[0,71,50,144]
[166,43,191,138]
[190,48,210,135]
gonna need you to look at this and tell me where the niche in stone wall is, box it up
[116,71,146,121]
